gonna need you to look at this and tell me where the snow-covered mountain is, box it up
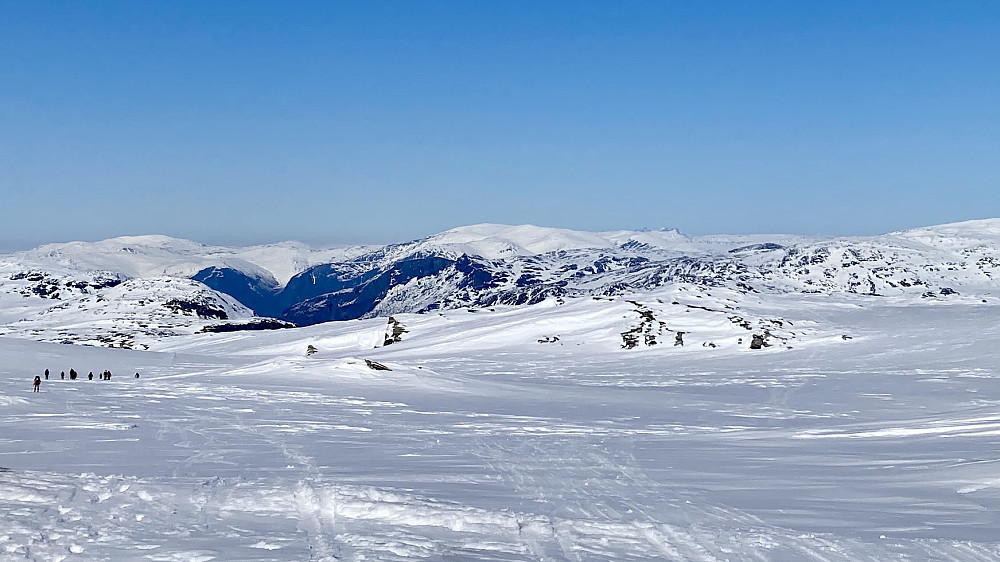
[201,219,1000,326]
[4,222,1000,560]
[1,220,998,346]
[0,265,255,347]
[15,235,371,286]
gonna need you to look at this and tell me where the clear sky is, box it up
[2,1,999,250]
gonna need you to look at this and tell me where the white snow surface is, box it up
[412,223,822,259]
[5,220,998,294]
[2,220,1000,560]
[13,236,371,286]
[3,285,1000,560]
[4,224,817,289]
[416,224,691,258]
[0,270,254,347]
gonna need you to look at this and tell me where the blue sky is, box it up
[2,1,999,249]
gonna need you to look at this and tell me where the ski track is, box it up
[2,303,1000,559]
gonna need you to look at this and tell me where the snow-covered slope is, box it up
[0,263,254,347]
[14,235,370,286]
[1,220,998,341]
[2,287,999,559]
[2,220,1000,559]
[410,223,816,258]
[409,223,696,258]
[261,220,1000,326]
[892,217,1000,245]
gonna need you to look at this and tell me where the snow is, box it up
[2,220,1000,559]
[13,236,370,286]
[418,223,837,261]
[0,273,254,348]
[419,223,731,258]
[420,224,640,258]
[3,285,1000,559]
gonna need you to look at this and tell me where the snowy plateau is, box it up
[1,220,1000,560]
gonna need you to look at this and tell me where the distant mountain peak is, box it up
[892,218,1000,239]
[417,223,692,259]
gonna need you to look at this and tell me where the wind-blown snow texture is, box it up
[1,220,1000,560]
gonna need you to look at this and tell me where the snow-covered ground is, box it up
[3,290,1000,560]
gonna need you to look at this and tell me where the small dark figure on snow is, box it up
[88,372,93,380]
[33,376,41,392]
[60,371,65,380]
[750,334,765,350]
[134,372,140,379]
[44,369,49,380]
[69,369,77,380]
[674,332,684,347]
[105,371,111,381]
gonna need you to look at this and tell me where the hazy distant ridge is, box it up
[3,220,999,330]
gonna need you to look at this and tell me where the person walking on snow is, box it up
[44,369,49,380]
[33,376,40,392]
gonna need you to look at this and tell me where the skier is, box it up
[44,369,49,380]
[33,376,41,393]
[88,372,93,380]
[69,368,77,380]
[60,371,65,380]
[134,372,140,379]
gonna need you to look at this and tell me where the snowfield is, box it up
[3,288,1000,560]
[1,221,1000,560]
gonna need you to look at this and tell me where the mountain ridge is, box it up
[1,220,997,340]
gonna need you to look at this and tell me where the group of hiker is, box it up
[32,368,139,392]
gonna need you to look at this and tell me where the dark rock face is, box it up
[190,250,602,327]
[163,298,229,319]
[264,253,505,326]
[728,243,785,254]
[750,334,765,349]
[198,318,296,333]
[192,267,280,317]
[184,233,1000,328]
[280,253,461,325]
[384,317,407,346]
[9,270,125,300]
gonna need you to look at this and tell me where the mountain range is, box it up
[1,220,997,347]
